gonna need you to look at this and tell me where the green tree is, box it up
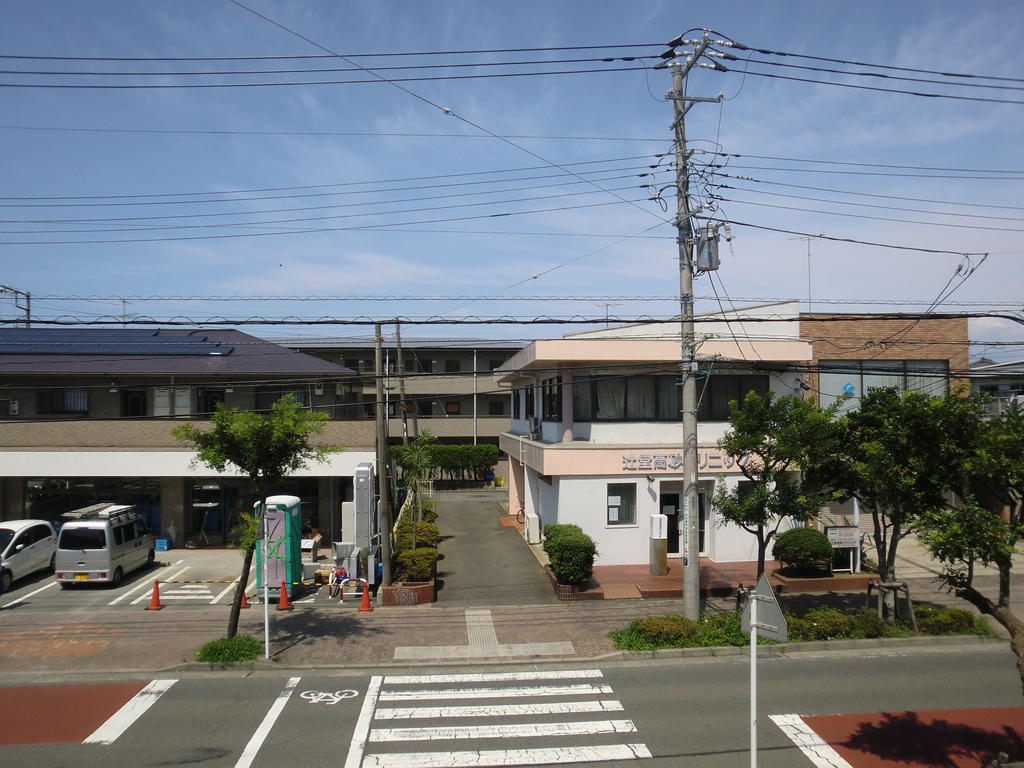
[714,391,841,578]
[917,401,1024,691]
[400,430,437,548]
[173,394,336,638]
[819,388,981,600]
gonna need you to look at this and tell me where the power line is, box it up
[0,153,668,203]
[698,151,1024,176]
[0,64,649,89]
[0,43,665,63]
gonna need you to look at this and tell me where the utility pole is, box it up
[374,323,392,586]
[663,32,716,621]
[395,321,410,446]
[0,285,30,327]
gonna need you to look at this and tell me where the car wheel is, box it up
[146,549,155,568]
[111,567,123,587]
[49,554,56,572]
[0,570,12,593]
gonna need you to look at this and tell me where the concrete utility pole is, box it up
[666,34,713,621]
[374,323,392,585]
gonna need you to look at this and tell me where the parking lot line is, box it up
[1,579,58,609]
[105,561,184,606]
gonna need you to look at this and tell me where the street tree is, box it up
[714,390,841,578]
[917,401,1024,692]
[173,394,336,639]
[819,388,979,603]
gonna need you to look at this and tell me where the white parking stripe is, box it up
[345,676,383,768]
[83,679,177,745]
[108,560,184,606]
[0,579,58,608]
[770,714,855,768]
[211,565,255,604]
[375,700,624,720]
[125,566,190,605]
[362,744,653,767]
[370,719,637,742]
[380,683,613,701]
[385,669,603,685]
[234,677,301,768]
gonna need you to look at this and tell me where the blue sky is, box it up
[2,1,1022,360]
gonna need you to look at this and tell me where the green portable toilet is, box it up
[255,495,302,600]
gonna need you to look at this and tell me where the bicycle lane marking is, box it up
[84,679,178,745]
[0,681,162,746]
[233,676,302,768]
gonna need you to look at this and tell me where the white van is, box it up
[0,519,58,592]
[55,503,155,588]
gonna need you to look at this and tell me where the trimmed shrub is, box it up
[543,523,584,545]
[394,547,438,582]
[915,605,976,635]
[394,519,440,553]
[195,634,263,664]
[773,527,833,573]
[544,529,597,586]
[631,614,699,646]
[693,612,748,646]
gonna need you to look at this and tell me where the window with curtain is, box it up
[696,375,769,421]
[596,378,626,419]
[626,376,656,419]
[37,388,89,415]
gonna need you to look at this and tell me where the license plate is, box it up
[74,573,89,581]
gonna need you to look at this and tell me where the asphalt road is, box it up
[0,644,1018,767]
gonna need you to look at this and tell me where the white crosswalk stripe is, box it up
[349,669,652,767]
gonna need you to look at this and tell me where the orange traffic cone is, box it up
[277,581,293,611]
[239,589,250,609]
[145,580,164,611]
[358,582,373,613]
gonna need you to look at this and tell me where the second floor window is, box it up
[37,388,89,415]
[573,375,679,421]
[542,377,562,420]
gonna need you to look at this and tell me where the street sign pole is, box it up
[741,573,788,768]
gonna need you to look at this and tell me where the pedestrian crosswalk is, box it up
[348,669,652,767]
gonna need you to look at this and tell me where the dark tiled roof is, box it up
[0,328,355,377]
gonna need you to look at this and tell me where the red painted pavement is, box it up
[802,708,1024,767]
[0,682,147,746]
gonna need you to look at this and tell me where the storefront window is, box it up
[24,477,161,531]
[607,483,636,526]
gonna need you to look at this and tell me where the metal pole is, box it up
[262,503,269,660]
[375,324,392,586]
[472,348,478,445]
[395,321,410,446]
[750,590,758,767]
[671,49,705,621]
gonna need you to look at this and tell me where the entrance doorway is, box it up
[659,489,709,556]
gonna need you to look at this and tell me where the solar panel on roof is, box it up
[0,329,231,356]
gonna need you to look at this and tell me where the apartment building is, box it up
[284,336,526,446]
[0,328,375,545]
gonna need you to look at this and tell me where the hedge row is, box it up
[542,523,597,586]
[393,443,499,481]
[609,605,991,651]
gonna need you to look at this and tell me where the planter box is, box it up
[543,565,604,601]
[380,580,436,606]
[773,571,877,593]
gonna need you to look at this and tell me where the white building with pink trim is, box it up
[496,302,811,567]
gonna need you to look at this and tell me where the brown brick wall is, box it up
[799,314,969,398]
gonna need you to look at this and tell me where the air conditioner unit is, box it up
[8,400,18,415]
[314,383,324,396]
